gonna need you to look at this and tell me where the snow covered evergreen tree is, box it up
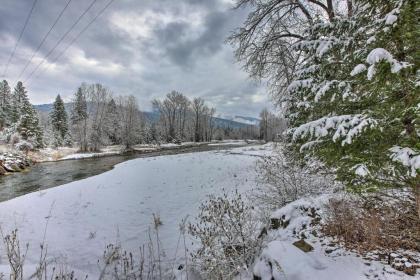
[0,80,12,129]
[71,86,89,151]
[50,94,69,147]
[231,0,419,217]
[104,98,120,145]
[11,82,44,148]
[287,0,419,215]
[11,81,27,123]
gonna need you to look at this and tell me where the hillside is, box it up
[35,104,258,129]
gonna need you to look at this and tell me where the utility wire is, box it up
[2,0,39,78]
[30,0,115,84]
[16,0,73,81]
[24,0,99,83]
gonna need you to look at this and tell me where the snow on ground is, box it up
[208,139,248,146]
[248,195,418,280]
[0,145,271,278]
[29,140,252,162]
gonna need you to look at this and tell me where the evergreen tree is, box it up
[71,86,88,151]
[13,82,43,147]
[287,0,419,215]
[71,87,88,123]
[104,98,120,145]
[50,94,69,146]
[11,81,27,123]
[0,80,12,129]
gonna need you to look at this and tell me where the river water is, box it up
[0,144,247,202]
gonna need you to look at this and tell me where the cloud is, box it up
[0,0,268,117]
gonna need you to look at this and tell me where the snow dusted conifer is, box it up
[14,82,43,147]
[71,86,89,151]
[11,81,27,123]
[50,94,69,147]
[104,98,120,145]
[287,0,419,215]
[0,80,12,129]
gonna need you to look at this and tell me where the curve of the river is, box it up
[0,144,250,202]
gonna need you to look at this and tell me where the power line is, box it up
[24,0,99,83]
[16,0,73,81]
[2,0,39,78]
[29,0,115,84]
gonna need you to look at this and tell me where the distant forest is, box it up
[0,80,285,152]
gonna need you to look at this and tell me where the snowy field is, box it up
[0,145,271,277]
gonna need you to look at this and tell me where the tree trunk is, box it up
[347,0,353,17]
[326,0,335,20]
[416,183,420,220]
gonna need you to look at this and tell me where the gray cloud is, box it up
[0,0,269,117]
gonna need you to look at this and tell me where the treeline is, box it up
[0,80,265,152]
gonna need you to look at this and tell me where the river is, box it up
[0,143,249,202]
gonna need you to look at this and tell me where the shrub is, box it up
[188,190,261,279]
[255,144,336,213]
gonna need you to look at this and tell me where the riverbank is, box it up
[0,140,263,202]
[0,140,258,178]
[27,139,255,163]
[0,151,32,175]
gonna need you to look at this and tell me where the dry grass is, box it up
[0,213,190,280]
[322,193,420,253]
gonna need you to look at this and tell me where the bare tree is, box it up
[228,0,346,107]
[88,83,112,151]
[152,91,191,142]
[118,95,140,150]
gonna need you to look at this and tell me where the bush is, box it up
[14,140,34,153]
[255,144,336,213]
[188,190,261,279]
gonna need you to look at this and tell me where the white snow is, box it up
[287,79,313,92]
[354,164,370,177]
[208,139,248,146]
[366,48,410,80]
[389,146,420,177]
[350,64,367,76]
[0,145,272,278]
[291,114,377,146]
[367,36,376,44]
[61,151,120,160]
[249,195,417,280]
[384,7,400,25]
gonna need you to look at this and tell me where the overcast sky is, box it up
[0,0,269,117]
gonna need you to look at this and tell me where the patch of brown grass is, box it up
[322,193,420,253]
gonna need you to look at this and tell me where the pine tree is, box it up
[71,86,88,151]
[0,80,12,129]
[11,81,28,123]
[50,94,69,146]
[104,98,120,145]
[13,82,43,147]
[287,0,419,215]
[71,87,88,123]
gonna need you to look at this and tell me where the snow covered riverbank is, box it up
[27,140,254,162]
[248,195,418,280]
[0,144,271,278]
